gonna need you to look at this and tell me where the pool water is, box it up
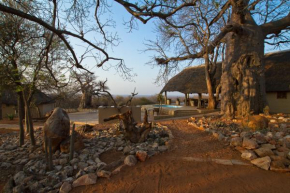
[153,104,182,108]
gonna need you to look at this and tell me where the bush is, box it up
[7,113,15,120]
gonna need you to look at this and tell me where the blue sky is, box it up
[79,3,165,96]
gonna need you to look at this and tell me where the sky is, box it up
[77,3,166,96]
[70,2,288,97]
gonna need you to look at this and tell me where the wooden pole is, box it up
[164,91,167,105]
[69,124,75,161]
[198,93,202,108]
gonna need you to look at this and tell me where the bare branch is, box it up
[260,12,290,36]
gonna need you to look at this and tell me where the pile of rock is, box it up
[0,122,173,193]
[188,114,290,172]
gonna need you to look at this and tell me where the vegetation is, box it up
[6,113,15,120]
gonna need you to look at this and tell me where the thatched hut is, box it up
[1,90,55,119]
[161,50,290,113]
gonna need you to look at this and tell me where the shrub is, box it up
[7,113,15,120]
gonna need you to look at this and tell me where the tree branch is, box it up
[0,2,122,70]
[260,12,290,36]
[156,24,239,64]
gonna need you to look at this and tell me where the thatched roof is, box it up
[1,90,55,106]
[161,50,290,94]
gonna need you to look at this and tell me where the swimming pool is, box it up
[153,104,182,108]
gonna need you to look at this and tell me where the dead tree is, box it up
[104,109,152,143]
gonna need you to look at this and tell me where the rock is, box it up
[60,131,84,153]
[59,182,72,193]
[261,144,276,150]
[158,145,168,152]
[123,146,131,154]
[271,160,286,169]
[72,174,97,188]
[212,132,219,139]
[254,148,274,157]
[230,137,242,147]
[59,158,67,165]
[70,158,79,165]
[240,132,252,139]
[55,165,63,171]
[84,165,97,173]
[96,170,111,178]
[242,115,269,131]
[280,124,287,129]
[112,164,126,175]
[75,170,85,179]
[255,134,267,144]
[12,185,24,193]
[275,132,284,139]
[79,153,89,161]
[63,166,73,177]
[284,135,290,141]
[136,150,147,162]
[78,162,88,170]
[124,155,137,166]
[87,160,96,166]
[43,108,70,152]
[13,171,26,185]
[241,150,257,160]
[1,162,12,168]
[242,138,259,150]
[102,159,123,171]
[94,157,101,163]
[3,177,14,193]
[251,156,271,170]
[29,181,42,192]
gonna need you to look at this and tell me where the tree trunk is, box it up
[103,110,152,143]
[23,91,36,146]
[220,3,267,118]
[204,54,216,109]
[17,92,25,146]
[79,91,92,109]
[25,108,29,133]
[0,92,2,120]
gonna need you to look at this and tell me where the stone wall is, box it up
[98,106,141,124]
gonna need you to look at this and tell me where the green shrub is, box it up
[7,113,15,120]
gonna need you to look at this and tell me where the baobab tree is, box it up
[71,71,98,109]
[114,0,290,117]
[145,1,226,109]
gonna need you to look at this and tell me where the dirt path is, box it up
[72,119,290,193]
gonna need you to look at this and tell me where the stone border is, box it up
[187,115,290,172]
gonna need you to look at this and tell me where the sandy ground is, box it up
[71,119,290,193]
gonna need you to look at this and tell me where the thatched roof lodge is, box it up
[1,90,55,119]
[161,50,290,113]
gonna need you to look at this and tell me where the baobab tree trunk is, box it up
[221,3,267,118]
[79,91,92,109]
